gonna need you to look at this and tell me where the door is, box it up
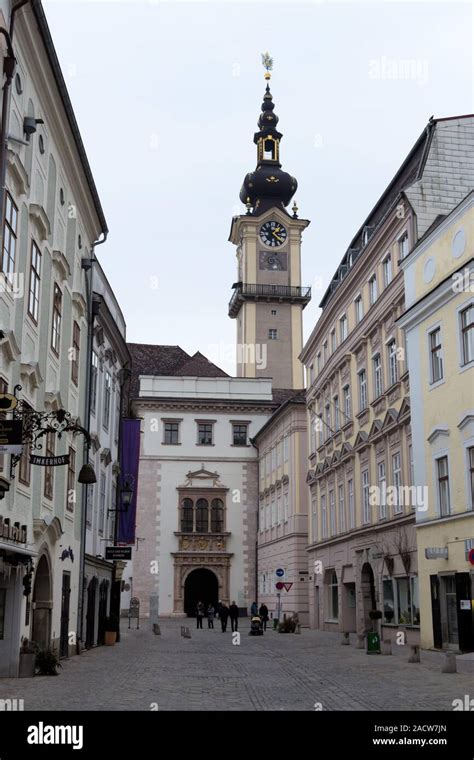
[59,572,71,658]
[444,575,458,646]
[430,575,442,649]
[456,572,473,653]
[97,580,109,646]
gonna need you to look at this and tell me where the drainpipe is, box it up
[77,233,107,647]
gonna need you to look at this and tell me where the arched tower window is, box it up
[196,498,209,532]
[211,498,224,532]
[181,498,193,532]
[258,135,279,162]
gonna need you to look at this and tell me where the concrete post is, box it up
[442,651,457,673]
[341,632,350,645]
[381,639,392,655]
[408,645,420,663]
[356,634,365,649]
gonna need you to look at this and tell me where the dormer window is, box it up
[362,226,374,246]
[259,135,279,162]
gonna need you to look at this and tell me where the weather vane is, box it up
[261,51,273,81]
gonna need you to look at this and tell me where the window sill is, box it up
[458,361,474,374]
[231,443,250,447]
[428,378,445,391]
[196,443,215,447]
[162,442,181,446]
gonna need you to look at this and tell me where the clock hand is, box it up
[272,233,284,242]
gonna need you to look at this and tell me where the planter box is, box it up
[18,653,36,678]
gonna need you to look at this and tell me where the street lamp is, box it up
[120,479,133,509]
[77,460,97,485]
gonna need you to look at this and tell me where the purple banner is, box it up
[117,418,141,545]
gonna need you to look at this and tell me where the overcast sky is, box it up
[44,0,472,374]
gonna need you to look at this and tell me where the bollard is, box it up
[408,644,420,663]
[442,651,457,673]
[152,624,161,636]
[381,639,392,655]
[356,634,365,649]
[295,623,301,634]
[341,632,350,646]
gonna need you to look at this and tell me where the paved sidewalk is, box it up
[0,620,471,711]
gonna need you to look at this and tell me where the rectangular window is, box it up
[329,570,339,620]
[339,314,348,342]
[91,352,99,414]
[325,403,331,439]
[265,504,270,530]
[392,453,402,514]
[362,469,370,523]
[323,341,328,364]
[355,295,363,324]
[164,422,180,445]
[66,448,75,513]
[398,232,409,260]
[268,328,278,340]
[103,372,111,429]
[51,283,62,354]
[460,305,474,365]
[409,444,414,486]
[338,483,345,533]
[373,353,383,398]
[383,254,392,287]
[71,321,80,385]
[333,395,340,431]
[437,456,450,516]
[259,506,264,532]
[330,329,336,353]
[232,423,248,446]
[43,431,55,500]
[469,447,474,510]
[343,385,351,422]
[99,472,106,533]
[283,436,289,462]
[358,369,367,411]
[317,352,321,373]
[369,275,378,305]
[28,241,41,322]
[1,192,18,281]
[277,495,282,524]
[284,492,289,522]
[311,495,318,542]
[388,339,398,386]
[378,461,387,519]
[321,494,327,539]
[348,479,355,529]
[429,327,443,383]
[197,422,213,445]
[329,489,336,536]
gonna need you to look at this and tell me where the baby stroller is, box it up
[249,615,264,636]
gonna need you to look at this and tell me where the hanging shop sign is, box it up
[0,393,18,412]
[105,546,132,561]
[30,454,70,467]
[0,419,22,454]
[0,515,27,544]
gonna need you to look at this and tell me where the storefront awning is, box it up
[0,541,37,557]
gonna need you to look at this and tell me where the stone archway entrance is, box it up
[184,568,219,616]
[361,562,377,631]
[31,554,52,650]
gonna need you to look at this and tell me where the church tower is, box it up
[228,57,311,390]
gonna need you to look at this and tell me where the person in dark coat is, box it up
[207,604,215,628]
[196,601,205,629]
[259,603,269,631]
[229,601,239,632]
[250,601,258,617]
[219,602,229,632]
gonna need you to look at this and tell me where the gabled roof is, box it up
[382,408,399,430]
[176,351,229,378]
[369,419,383,438]
[397,397,411,422]
[354,430,369,449]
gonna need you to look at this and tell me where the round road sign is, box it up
[275,568,285,578]
[275,581,284,590]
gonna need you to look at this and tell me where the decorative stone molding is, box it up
[44,390,64,410]
[33,516,63,540]
[7,149,29,194]
[0,329,21,362]
[100,447,112,466]
[427,426,450,444]
[29,203,51,241]
[20,361,42,390]
[52,250,71,282]
[72,291,87,318]
[175,534,230,552]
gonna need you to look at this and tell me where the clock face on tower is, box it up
[259,220,288,247]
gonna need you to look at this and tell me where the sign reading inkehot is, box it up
[0,419,22,454]
[30,454,70,467]
[105,546,132,561]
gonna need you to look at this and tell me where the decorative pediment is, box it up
[44,390,64,410]
[100,447,112,466]
[397,397,411,422]
[29,203,51,241]
[180,465,225,489]
[72,291,87,318]
[282,474,289,485]
[322,457,331,472]
[33,516,63,541]
[427,426,449,444]
[52,250,71,282]
[0,329,21,362]
[458,413,474,431]
[7,149,29,194]
[381,408,398,431]
[306,469,316,484]
[94,325,105,346]
[368,419,383,438]
[105,347,117,366]
[330,450,340,466]
[354,430,369,449]
[20,361,42,390]
[315,462,324,476]
[340,441,354,458]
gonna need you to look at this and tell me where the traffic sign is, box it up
[283,583,293,592]
[275,568,285,578]
[275,581,284,590]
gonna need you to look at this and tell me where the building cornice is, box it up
[307,512,415,552]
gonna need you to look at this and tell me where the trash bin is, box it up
[367,631,381,654]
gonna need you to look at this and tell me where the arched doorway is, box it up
[31,554,52,650]
[184,568,218,616]
[360,562,377,631]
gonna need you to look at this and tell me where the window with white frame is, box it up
[325,403,331,439]
[28,240,41,322]
[340,314,348,342]
[382,253,392,287]
[398,232,409,260]
[329,570,339,620]
[268,328,278,340]
[321,494,327,538]
[323,341,328,364]
[311,494,317,541]
[310,413,317,453]
[265,503,271,529]
[343,384,351,422]
[271,499,276,526]
[460,304,474,365]
[334,395,340,431]
[91,351,99,414]
[373,353,383,399]
[99,472,106,535]
[317,352,322,373]
[362,469,371,523]
[358,370,367,411]
[51,283,62,354]
[338,483,345,532]
[369,274,378,305]
[331,329,337,353]
[387,339,398,386]
[348,478,355,529]
[355,295,363,324]
[429,327,443,383]
[383,576,419,625]
[437,456,450,516]
[283,492,289,522]
[329,489,336,535]
[378,461,387,519]
[277,495,282,524]
[103,371,111,430]
[392,452,403,514]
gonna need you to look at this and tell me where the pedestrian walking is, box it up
[259,603,269,631]
[196,601,205,629]
[250,601,258,617]
[219,602,229,632]
[207,603,215,628]
[229,601,239,632]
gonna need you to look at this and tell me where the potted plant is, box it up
[35,649,62,676]
[104,614,119,645]
[19,638,37,678]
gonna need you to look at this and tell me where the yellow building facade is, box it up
[399,191,474,651]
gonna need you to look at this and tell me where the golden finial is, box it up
[261,51,273,80]
[292,201,299,218]
[246,197,252,215]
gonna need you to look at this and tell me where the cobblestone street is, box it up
[1,620,472,711]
